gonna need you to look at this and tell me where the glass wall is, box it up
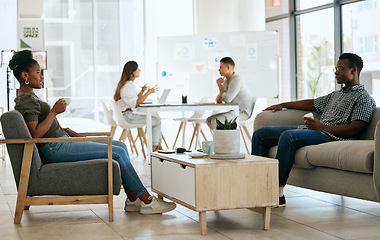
[297,9,334,99]
[266,18,291,102]
[266,0,380,102]
[342,0,380,104]
[44,0,108,119]
[297,0,332,10]
[43,0,193,121]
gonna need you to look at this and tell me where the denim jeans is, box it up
[39,135,147,197]
[251,126,333,187]
[123,111,162,145]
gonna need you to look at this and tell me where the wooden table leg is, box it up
[262,206,271,230]
[157,194,164,200]
[199,211,207,235]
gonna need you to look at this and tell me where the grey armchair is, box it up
[0,110,122,223]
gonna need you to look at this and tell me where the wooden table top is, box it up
[151,152,277,168]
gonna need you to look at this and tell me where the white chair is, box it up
[239,97,256,154]
[133,109,169,149]
[101,100,140,155]
[172,97,208,149]
[100,100,118,139]
[186,110,219,150]
[111,101,148,159]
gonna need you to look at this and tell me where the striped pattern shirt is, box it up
[314,84,376,140]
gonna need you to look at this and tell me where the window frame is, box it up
[266,0,366,100]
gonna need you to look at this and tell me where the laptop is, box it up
[158,89,171,104]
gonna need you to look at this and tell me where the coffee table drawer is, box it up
[151,157,195,206]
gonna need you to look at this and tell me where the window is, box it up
[266,0,380,101]
[43,0,193,121]
[343,0,380,104]
[265,0,289,18]
[266,18,291,102]
[297,0,332,10]
[358,36,378,54]
[297,9,335,99]
[359,0,378,11]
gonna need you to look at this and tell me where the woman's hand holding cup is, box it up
[63,98,71,106]
[52,98,67,115]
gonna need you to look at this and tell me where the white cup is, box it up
[303,112,314,119]
[63,98,71,106]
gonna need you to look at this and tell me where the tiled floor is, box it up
[2,118,380,239]
[2,154,380,240]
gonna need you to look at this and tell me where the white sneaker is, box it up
[140,196,176,214]
[124,198,141,212]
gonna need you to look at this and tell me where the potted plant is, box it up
[213,117,240,154]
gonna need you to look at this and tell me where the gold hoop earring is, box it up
[25,79,29,85]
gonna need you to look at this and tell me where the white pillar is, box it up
[18,0,43,18]
[193,0,265,34]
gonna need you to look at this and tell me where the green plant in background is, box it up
[216,117,238,130]
[301,39,334,98]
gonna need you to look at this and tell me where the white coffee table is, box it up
[150,152,279,235]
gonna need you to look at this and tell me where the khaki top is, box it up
[14,93,67,143]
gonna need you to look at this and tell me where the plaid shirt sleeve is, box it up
[350,93,376,122]
[314,92,333,114]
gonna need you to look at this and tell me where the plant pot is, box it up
[213,129,240,154]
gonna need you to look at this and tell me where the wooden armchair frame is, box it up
[0,132,114,224]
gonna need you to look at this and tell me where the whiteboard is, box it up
[157,31,279,102]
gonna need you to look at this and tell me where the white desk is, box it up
[138,103,239,158]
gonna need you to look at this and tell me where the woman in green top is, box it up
[8,50,176,215]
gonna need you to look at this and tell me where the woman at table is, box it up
[114,61,163,151]
[9,50,176,214]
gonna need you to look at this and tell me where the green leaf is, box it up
[216,118,224,130]
[215,116,238,129]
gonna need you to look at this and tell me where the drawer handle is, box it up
[159,158,164,163]
[180,164,187,169]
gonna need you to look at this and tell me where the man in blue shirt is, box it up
[251,53,376,207]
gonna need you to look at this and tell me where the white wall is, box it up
[193,0,265,34]
[18,0,43,18]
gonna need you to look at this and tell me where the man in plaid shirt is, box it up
[251,53,376,207]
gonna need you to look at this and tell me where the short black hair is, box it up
[339,53,364,77]
[220,57,235,67]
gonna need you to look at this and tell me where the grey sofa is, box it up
[1,110,122,223]
[254,108,380,202]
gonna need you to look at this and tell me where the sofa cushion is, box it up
[306,140,374,173]
[269,146,315,169]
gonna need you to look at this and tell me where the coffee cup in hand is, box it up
[63,98,71,106]
[303,112,314,119]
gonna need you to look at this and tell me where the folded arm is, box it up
[220,78,241,103]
